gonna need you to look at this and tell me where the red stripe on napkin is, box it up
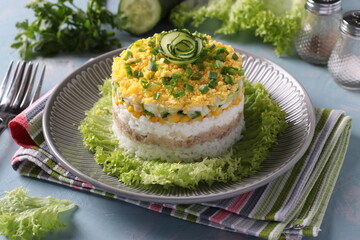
[226,191,252,213]
[210,210,231,224]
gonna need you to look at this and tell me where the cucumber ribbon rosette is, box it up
[159,29,203,64]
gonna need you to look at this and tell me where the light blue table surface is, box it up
[1,1,360,240]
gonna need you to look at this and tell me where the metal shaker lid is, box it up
[305,0,342,15]
[341,10,360,37]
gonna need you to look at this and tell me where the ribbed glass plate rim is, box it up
[43,48,316,204]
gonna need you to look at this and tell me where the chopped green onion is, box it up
[148,37,156,47]
[191,72,202,80]
[138,49,147,52]
[227,67,238,75]
[150,46,159,55]
[172,72,181,79]
[170,78,178,86]
[133,70,143,78]
[232,53,239,60]
[143,109,155,116]
[214,47,229,55]
[149,72,155,79]
[213,60,223,69]
[145,82,159,90]
[181,64,187,70]
[184,83,194,92]
[214,55,225,62]
[142,104,154,116]
[221,66,238,75]
[124,51,133,60]
[162,77,171,85]
[208,44,215,50]
[126,59,142,65]
[196,62,204,71]
[140,78,148,89]
[239,68,245,75]
[199,84,209,94]
[153,92,160,100]
[173,89,186,98]
[125,66,132,77]
[190,111,201,119]
[148,62,158,71]
[208,79,218,89]
[208,71,218,80]
[185,67,193,77]
[223,75,233,85]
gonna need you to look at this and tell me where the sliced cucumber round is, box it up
[118,0,183,35]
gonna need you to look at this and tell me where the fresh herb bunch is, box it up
[12,0,121,60]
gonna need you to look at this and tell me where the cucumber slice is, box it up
[159,29,203,64]
[118,0,183,35]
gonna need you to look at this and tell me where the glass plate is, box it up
[43,48,315,204]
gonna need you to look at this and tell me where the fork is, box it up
[0,61,45,135]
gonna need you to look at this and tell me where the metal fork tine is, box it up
[20,63,38,109]
[0,61,19,108]
[2,61,25,111]
[29,65,45,105]
[0,60,13,103]
[12,62,33,110]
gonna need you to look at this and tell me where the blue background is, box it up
[1,1,360,239]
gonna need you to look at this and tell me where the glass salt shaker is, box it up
[328,10,360,90]
[295,0,342,65]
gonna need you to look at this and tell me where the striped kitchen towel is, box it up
[8,93,352,240]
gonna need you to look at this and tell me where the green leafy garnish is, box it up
[0,187,76,240]
[11,0,121,60]
[170,0,306,56]
[79,79,288,189]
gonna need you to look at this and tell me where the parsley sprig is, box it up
[11,0,121,60]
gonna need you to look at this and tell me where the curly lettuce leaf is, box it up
[0,187,76,240]
[79,79,287,189]
[170,0,305,56]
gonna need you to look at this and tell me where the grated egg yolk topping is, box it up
[111,31,245,121]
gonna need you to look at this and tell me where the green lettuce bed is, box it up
[79,79,287,189]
